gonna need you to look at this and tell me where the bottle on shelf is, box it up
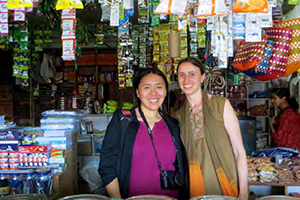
[60,93,67,110]
[69,89,81,109]
[0,178,10,197]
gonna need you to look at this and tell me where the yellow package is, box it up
[7,0,21,9]
[19,0,32,8]
[56,0,71,10]
[70,0,83,9]
[153,52,160,63]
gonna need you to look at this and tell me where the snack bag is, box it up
[154,0,188,15]
[55,0,71,10]
[233,0,268,13]
[197,0,215,17]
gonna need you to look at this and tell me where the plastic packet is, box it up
[55,0,71,10]
[0,12,8,23]
[154,0,188,15]
[215,0,230,16]
[14,9,26,21]
[70,0,83,9]
[41,109,88,117]
[101,4,110,21]
[61,35,75,61]
[251,147,299,161]
[197,0,215,18]
[19,0,33,8]
[7,0,21,9]
[233,0,268,13]
[40,117,77,124]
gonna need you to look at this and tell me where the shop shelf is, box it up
[248,98,269,100]
[229,98,248,101]
[252,116,269,118]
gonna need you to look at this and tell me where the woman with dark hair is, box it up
[99,67,189,199]
[175,57,248,200]
[270,88,300,151]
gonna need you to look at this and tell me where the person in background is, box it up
[99,67,189,199]
[175,57,248,200]
[270,88,300,151]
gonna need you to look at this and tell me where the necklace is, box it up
[190,99,203,113]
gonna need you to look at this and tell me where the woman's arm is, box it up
[106,178,122,198]
[223,99,248,200]
[271,110,292,146]
[99,111,122,198]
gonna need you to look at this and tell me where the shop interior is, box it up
[0,0,300,199]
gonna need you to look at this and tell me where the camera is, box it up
[160,171,184,190]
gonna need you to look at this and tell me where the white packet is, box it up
[154,0,188,15]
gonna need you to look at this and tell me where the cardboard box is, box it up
[0,129,21,141]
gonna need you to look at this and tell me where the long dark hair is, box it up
[133,67,169,106]
[176,57,206,75]
[271,88,299,111]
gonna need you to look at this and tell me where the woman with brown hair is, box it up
[175,57,248,200]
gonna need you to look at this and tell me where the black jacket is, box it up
[99,109,189,200]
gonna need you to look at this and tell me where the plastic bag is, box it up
[154,0,188,15]
[41,109,89,117]
[283,4,300,21]
[233,0,268,13]
[251,147,299,162]
[197,0,215,17]
[40,54,55,79]
[79,157,104,193]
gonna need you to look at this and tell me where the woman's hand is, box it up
[269,116,276,133]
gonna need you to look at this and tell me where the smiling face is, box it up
[177,61,205,96]
[136,73,167,112]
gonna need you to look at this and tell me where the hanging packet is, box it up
[19,0,32,8]
[61,35,76,61]
[55,0,71,10]
[6,0,21,9]
[233,0,268,13]
[154,0,188,15]
[197,0,215,18]
[70,0,83,9]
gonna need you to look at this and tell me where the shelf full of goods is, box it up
[0,109,84,198]
[248,148,300,187]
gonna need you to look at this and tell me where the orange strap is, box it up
[216,168,239,198]
[189,162,205,198]
[167,0,173,14]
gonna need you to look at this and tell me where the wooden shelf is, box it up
[229,98,248,100]
[55,65,96,68]
[249,98,269,100]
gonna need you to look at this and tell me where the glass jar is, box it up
[9,174,22,195]
[0,178,9,197]
[21,172,35,194]
[86,121,93,134]
[70,89,81,109]
[35,169,52,196]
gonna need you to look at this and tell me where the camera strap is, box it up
[138,106,163,172]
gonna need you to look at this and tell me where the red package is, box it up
[18,145,51,153]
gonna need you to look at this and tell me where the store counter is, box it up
[248,156,300,196]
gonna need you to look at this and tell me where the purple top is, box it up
[128,119,178,198]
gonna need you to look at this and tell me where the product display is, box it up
[1,0,300,199]
[247,156,300,184]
